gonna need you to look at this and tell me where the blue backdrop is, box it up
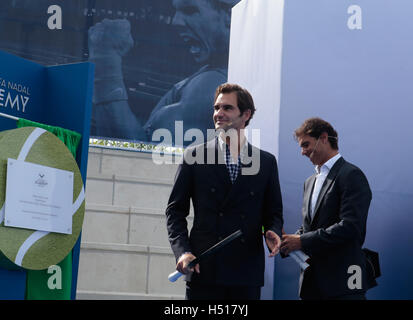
[274,0,413,299]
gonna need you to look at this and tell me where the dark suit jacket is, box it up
[166,138,283,287]
[297,157,372,299]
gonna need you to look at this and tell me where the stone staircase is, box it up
[76,146,192,299]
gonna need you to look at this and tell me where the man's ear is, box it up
[320,132,329,144]
[242,109,252,123]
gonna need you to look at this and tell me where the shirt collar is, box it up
[217,134,248,159]
[315,153,341,174]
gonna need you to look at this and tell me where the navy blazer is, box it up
[166,139,283,286]
[297,157,372,299]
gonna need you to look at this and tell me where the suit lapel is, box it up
[205,138,231,188]
[310,157,345,228]
[228,143,253,197]
[215,142,255,209]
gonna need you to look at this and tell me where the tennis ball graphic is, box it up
[0,127,85,270]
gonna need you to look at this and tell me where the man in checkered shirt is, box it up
[166,83,283,300]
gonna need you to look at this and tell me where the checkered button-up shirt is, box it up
[217,135,247,184]
[225,144,241,183]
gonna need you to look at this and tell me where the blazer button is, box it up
[240,238,245,243]
[250,191,255,196]
[240,214,245,219]
[219,212,224,217]
[211,188,216,193]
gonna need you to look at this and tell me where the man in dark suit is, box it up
[281,117,372,300]
[166,83,283,300]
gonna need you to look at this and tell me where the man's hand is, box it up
[176,253,200,274]
[88,19,134,58]
[280,234,302,255]
[265,230,281,257]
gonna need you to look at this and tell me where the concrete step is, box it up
[82,204,193,247]
[80,146,189,299]
[85,172,174,210]
[88,146,181,182]
[77,242,186,298]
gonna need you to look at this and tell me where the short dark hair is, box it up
[294,117,339,150]
[214,83,256,127]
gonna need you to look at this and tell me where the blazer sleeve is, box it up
[295,226,304,235]
[165,154,193,261]
[262,155,284,238]
[300,167,372,256]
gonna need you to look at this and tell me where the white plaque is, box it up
[4,159,73,234]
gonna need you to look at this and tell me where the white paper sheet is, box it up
[5,159,73,234]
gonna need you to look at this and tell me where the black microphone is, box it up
[309,138,320,159]
[310,135,337,159]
